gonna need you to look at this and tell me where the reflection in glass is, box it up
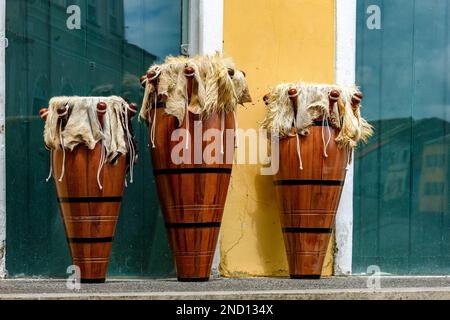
[354,0,450,274]
[5,0,182,277]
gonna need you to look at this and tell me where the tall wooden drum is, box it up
[140,57,251,281]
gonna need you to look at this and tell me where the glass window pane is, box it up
[354,0,450,274]
[5,0,185,277]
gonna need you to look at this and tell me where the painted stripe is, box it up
[58,197,122,203]
[68,237,113,243]
[178,277,210,282]
[80,278,106,284]
[165,222,221,229]
[290,275,321,280]
[282,228,333,234]
[153,168,232,176]
[274,180,344,186]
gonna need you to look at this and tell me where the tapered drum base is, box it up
[274,124,348,279]
[150,108,235,281]
[52,144,126,283]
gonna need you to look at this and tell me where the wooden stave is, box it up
[274,123,348,278]
[149,107,235,281]
[52,144,126,283]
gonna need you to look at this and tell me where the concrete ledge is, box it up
[2,277,450,300]
[2,287,450,300]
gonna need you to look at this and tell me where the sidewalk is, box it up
[2,276,450,300]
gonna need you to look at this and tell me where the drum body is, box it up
[53,144,126,283]
[274,123,348,279]
[149,107,235,281]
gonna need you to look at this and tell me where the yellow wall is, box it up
[220,0,336,277]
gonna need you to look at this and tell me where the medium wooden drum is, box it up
[272,88,361,279]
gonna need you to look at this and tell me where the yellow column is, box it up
[221,0,336,277]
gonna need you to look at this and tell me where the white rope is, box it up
[296,132,303,171]
[150,92,157,148]
[322,116,332,158]
[290,92,303,171]
[95,104,107,190]
[148,67,161,81]
[46,150,53,182]
[184,82,190,150]
[292,117,303,171]
[346,146,352,171]
[233,110,239,148]
[96,141,106,190]
[123,104,136,184]
[220,110,225,155]
[57,104,69,182]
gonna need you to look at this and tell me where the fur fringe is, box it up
[139,54,252,125]
[262,82,373,149]
[44,96,131,162]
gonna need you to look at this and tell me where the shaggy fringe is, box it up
[44,96,130,162]
[140,54,252,124]
[261,82,373,149]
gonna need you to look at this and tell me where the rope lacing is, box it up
[57,103,69,182]
[123,103,137,184]
[96,105,107,190]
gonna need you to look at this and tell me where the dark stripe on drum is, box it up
[58,197,122,203]
[153,168,232,176]
[282,228,333,234]
[290,275,321,280]
[68,237,114,243]
[165,222,221,229]
[178,277,210,282]
[80,278,106,284]
[312,120,330,126]
[274,180,343,186]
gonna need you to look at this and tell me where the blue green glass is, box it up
[5,0,184,277]
[354,0,450,274]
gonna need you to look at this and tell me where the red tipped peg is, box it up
[329,90,340,101]
[184,66,195,77]
[263,93,271,105]
[39,108,48,121]
[147,70,157,81]
[329,90,340,114]
[97,102,107,128]
[288,88,298,98]
[97,102,107,113]
[288,88,299,120]
[128,103,138,119]
[140,75,147,88]
[57,105,69,117]
[184,66,195,103]
[351,92,363,110]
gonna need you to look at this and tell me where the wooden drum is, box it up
[40,98,137,283]
[273,88,360,279]
[143,67,236,282]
